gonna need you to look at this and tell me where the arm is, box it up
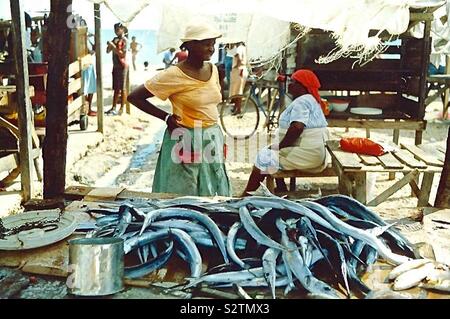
[127,85,181,132]
[272,121,305,150]
[107,41,126,58]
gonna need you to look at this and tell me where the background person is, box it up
[229,42,248,115]
[163,48,176,69]
[106,22,128,116]
[130,36,143,71]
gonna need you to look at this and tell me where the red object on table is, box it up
[340,138,386,156]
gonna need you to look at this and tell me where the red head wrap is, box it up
[291,70,329,116]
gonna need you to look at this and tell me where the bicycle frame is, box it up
[244,76,287,131]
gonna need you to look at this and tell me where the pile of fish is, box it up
[388,259,450,292]
[84,193,434,299]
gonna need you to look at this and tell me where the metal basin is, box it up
[68,237,124,296]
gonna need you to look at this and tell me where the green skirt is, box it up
[153,125,232,197]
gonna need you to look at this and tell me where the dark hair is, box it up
[114,22,124,30]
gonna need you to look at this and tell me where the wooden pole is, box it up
[416,19,432,145]
[435,127,450,208]
[43,0,72,199]
[94,3,104,133]
[10,0,34,202]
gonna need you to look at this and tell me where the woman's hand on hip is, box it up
[166,114,182,133]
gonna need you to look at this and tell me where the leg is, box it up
[232,97,242,115]
[132,54,137,71]
[275,178,288,192]
[241,166,267,197]
[109,90,119,114]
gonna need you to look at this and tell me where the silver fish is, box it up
[262,248,280,299]
[227,222,249,269]
[124,228,203,278]
[239,206,285,251]
[139,207,228,263]
[300,201,410,266]
[276,218,342,299]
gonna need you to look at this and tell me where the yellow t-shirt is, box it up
[145,64,222,128]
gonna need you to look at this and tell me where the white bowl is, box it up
[329,101,350,112]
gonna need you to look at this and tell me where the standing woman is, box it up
[128,23,231,197]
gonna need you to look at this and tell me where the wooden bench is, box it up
[326,140,445,207]
[266,165,337,194]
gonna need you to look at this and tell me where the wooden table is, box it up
[326,140,445,207]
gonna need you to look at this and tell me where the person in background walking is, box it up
[130,36,143,71]
[106,22,128,116]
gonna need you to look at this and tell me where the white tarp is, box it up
[89,0,447,64]
[157,6,292,63]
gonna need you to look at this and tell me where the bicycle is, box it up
[219,74,288,140]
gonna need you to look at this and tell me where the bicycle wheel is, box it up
[219,96,260,139]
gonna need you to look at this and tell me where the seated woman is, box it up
[241,69,330,196]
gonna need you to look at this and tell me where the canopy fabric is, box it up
[89,0,447,65]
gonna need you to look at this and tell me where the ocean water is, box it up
[101,29,162,67]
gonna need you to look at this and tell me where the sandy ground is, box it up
[65,65,449,210]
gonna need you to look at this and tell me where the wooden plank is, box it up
[68,96,83,117]
[327,119,426,130]
[84,187,125,202]
[393,149,428,169]
[0,153,18,172]
[378,152,404,169]
[68,77,81,96]
[401,143,444,167]
[367,169,420,206]
[326,141,362,170]
[11,0,34,202]
[68,60,80,78]
[271,166,337,178]
[94,2,104,134]
[359,154,380,166]
[418,172,434,207]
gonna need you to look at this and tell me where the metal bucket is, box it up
[68,237,124,296]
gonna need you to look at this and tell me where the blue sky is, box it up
[0,0,161,30]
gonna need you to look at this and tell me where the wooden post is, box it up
[43,0,72,199]
[94,3,104,133]
[10,0,34,202]
[444,56,450,119]
[435,127,450,208]
[416,19,432,145]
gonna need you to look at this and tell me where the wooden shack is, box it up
[296,8,440,145]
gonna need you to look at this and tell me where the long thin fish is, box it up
[300,201,410,265]
[227,222,249,269]
[139,207,228,263]
[125,241,174,279]
[262,248,280,299]
[239,206,285,251]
